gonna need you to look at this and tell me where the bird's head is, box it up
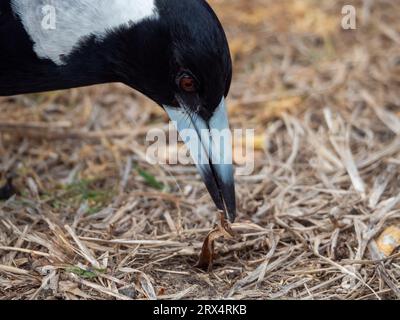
[112,0,236,222]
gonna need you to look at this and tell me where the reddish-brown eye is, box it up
[179,75,197,93]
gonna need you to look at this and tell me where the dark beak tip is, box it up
[222,201,236,223]
[227,214,236,223]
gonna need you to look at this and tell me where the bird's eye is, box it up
[178,74,197,93]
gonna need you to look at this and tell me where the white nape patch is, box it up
[12,0,158,65]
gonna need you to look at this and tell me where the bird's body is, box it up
[0,0,237,221]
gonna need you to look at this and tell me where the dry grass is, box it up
[1,0,400,300]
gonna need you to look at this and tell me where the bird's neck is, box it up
[0,50,117,96]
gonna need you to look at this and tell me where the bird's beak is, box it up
[163,97,236,222]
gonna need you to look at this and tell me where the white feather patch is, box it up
[12,0,158,65]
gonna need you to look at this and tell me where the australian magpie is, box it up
[0,0,236,222]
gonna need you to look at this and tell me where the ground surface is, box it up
[1,0,400,300]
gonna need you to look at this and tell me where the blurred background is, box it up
[1,0,399,299]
